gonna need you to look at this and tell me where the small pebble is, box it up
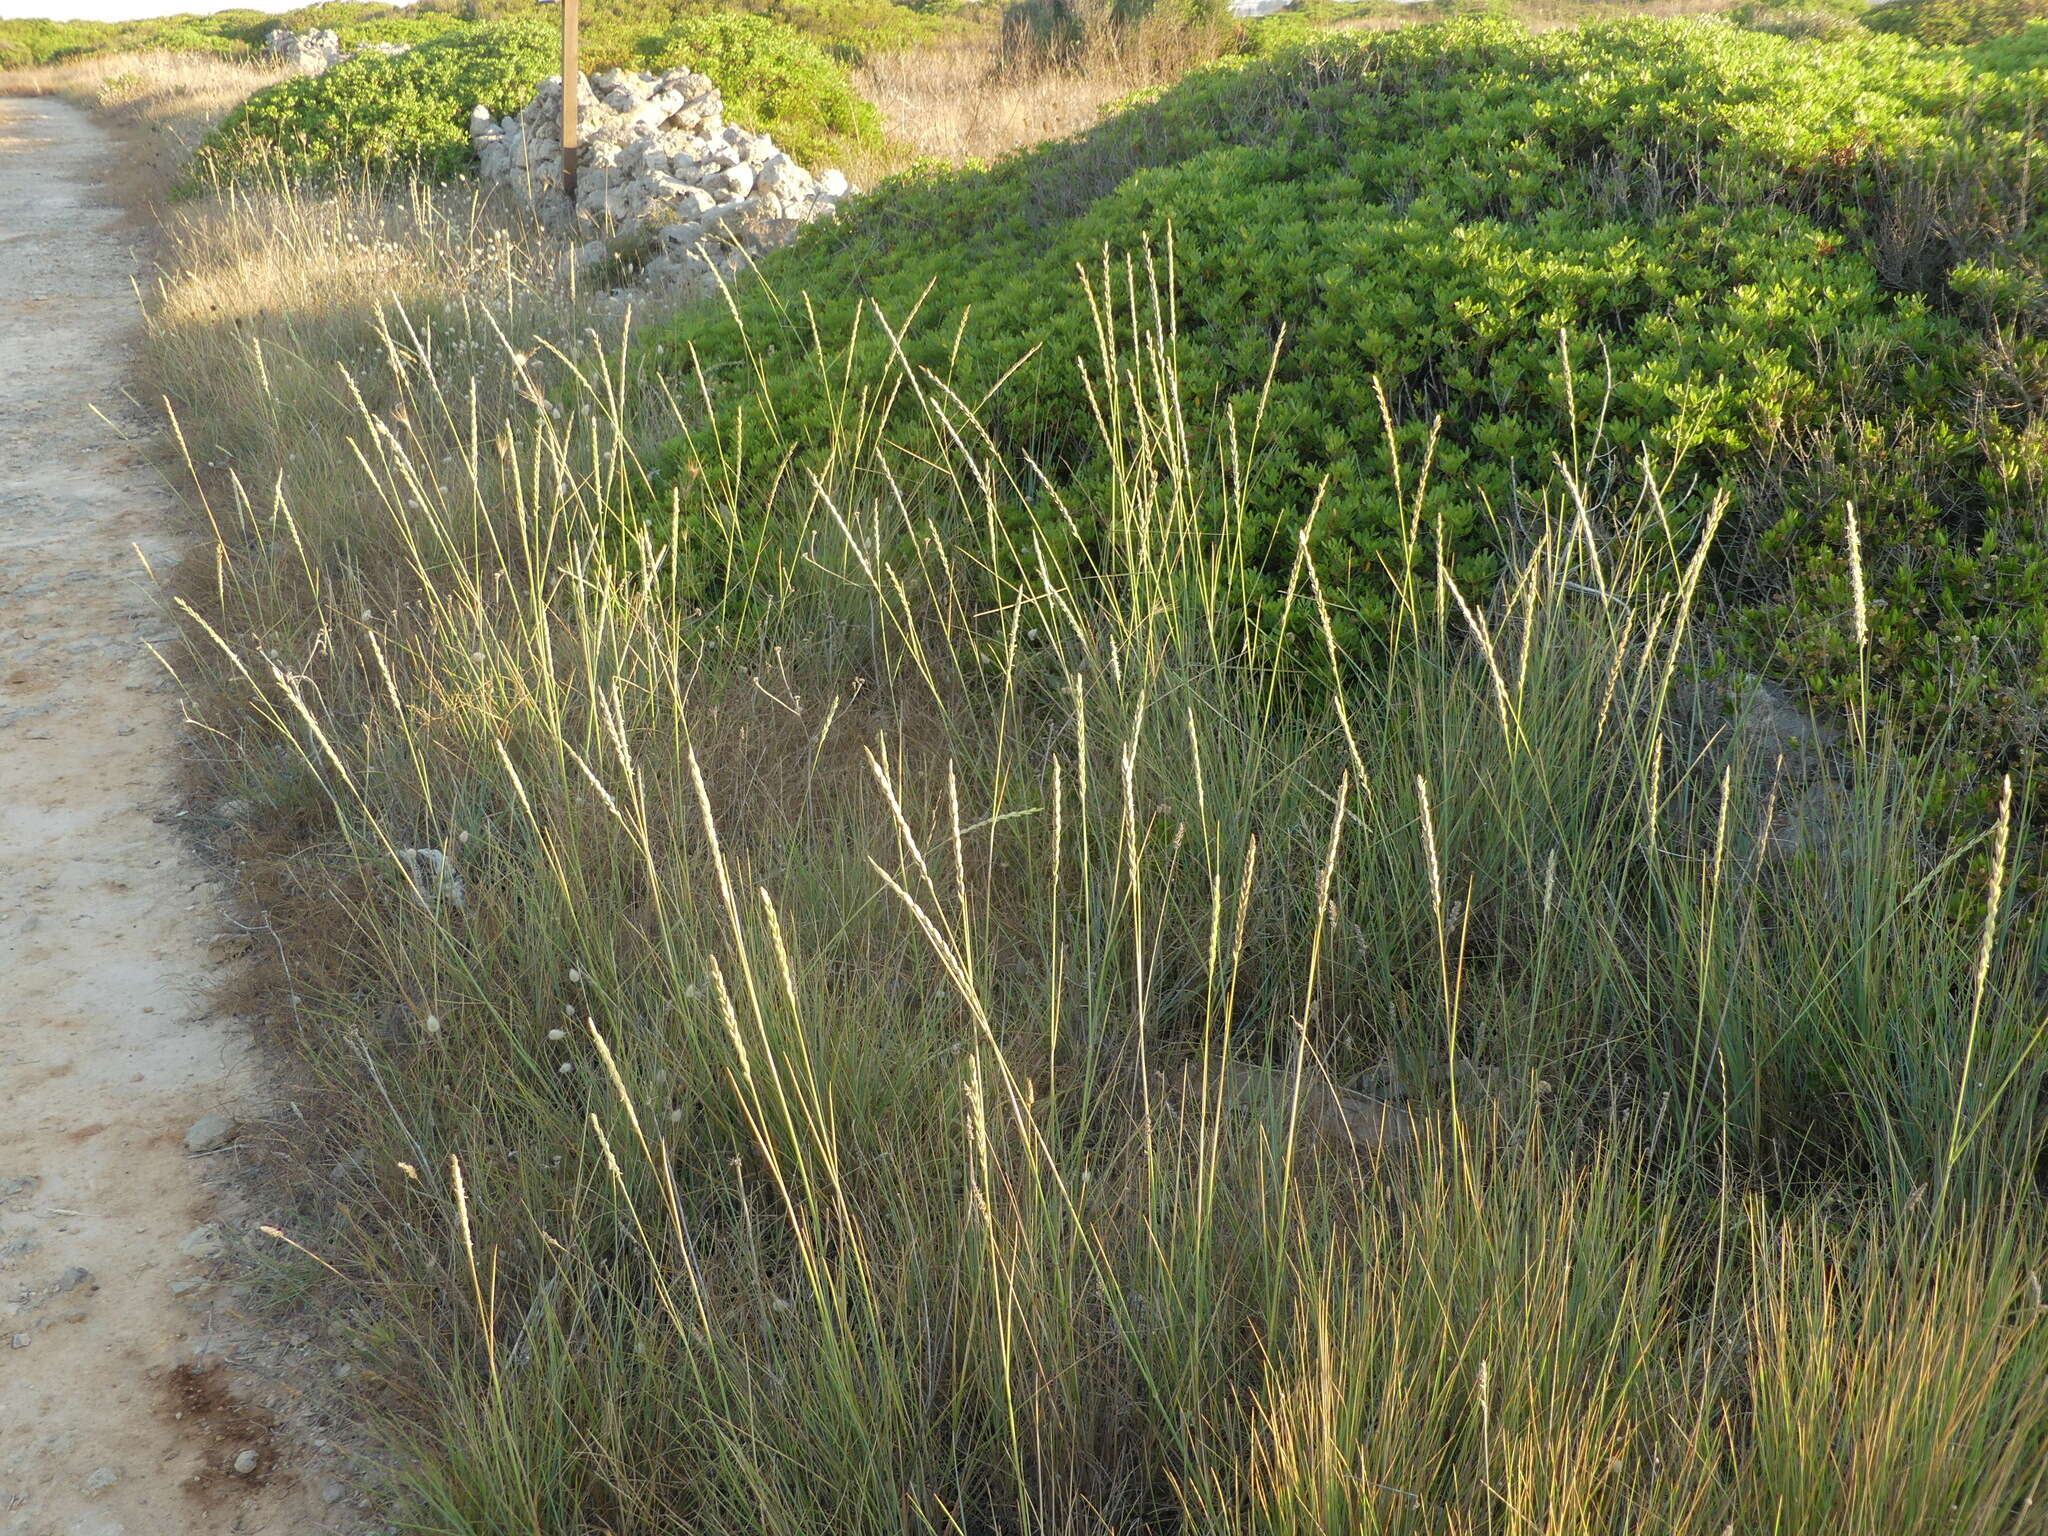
[232,1449,260,1476]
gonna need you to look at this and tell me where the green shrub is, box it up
[463,0,985,66]
[1862,0,2048,42]
[0,13,268,66]
[193,19,555,182]
[632,12,881,163]
[0,3,465,70]
[194,8,283,47]
[1729,0,1870,38]
[269,2,472,48]
[1960,13,2048,59]
[144,25,257,54]
[644,18,2048,791]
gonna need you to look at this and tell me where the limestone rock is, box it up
[470,68,859,294]
[264,27,412,76]
[182,1113,238,1154]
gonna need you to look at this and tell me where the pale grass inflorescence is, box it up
[156,195,2048,1528]
[15,34,2047,1535]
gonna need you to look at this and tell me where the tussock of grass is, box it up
[13,11,2029,1529]
[149,181,2048,1524]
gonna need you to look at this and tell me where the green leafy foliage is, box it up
[177,9,878,185]
[460,0,985,66]
[263,2,472,47]
[0,0,971,74]
[1960,14,2048,60]
[0,3,458,67]
[631,12,882,162]
[645,18,2048,787]
[1862,0,2048,42]
[0,11,262,66]
[192,20,556,183]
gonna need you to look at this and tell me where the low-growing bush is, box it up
[632,12,883,162]
[466,0,986,65]
[0,3,454,68]
[1729,0,1869,37]
[0,12,259,66]
[1960,13,2048,58]
[645,18,2048,794]
[181,9,884,184]
[261,1,470,47]
[191,19,555,182]
[1862,0,2048,41]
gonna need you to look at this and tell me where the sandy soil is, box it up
[0,96,331,1536]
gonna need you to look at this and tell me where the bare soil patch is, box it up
[0,94,332,1536]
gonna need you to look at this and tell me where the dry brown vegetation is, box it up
[858,37,1174,164]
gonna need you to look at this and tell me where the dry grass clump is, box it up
[858,36,1177,163]
[145,171,637,574]
[148,218,2048,1529]
[136,156,2048,1531]
[30,19,2048,1534]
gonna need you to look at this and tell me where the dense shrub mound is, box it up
[0,10,260,65]
[503,0,983,67]
[260,0,470,47]
[187,11,878,182]
[647,18,2048,785]
[631,13,882,163]
[193,20,556,182]
[0,3,454,67]
[1863,0,2048,43]
[0,0,969,74]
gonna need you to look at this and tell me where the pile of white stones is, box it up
[469,68,853,296]
[263,27,410,75]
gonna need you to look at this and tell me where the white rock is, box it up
[178,1225,228,1262]
[395,847,465,910]
[659,220,712,252]
[471,73,857,283]
[183,1113,238,1154]
[756,155,809,194]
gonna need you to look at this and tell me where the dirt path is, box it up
[0,96,329,1536]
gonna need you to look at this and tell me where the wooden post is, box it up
[559,0,579,203]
